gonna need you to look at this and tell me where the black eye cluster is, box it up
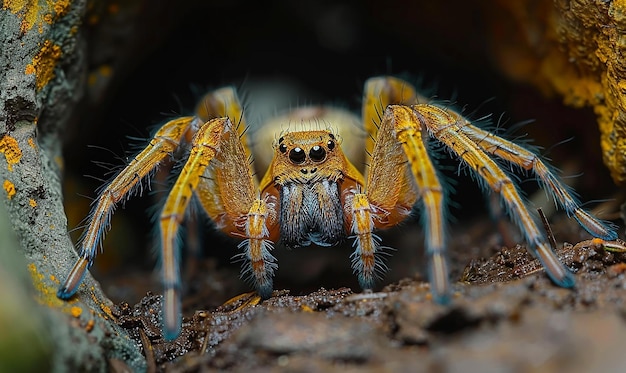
[279,133,336,165]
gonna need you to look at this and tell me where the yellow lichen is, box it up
[52,0,70,16]
[3,0,72,34]
[85,319,95,332]
[88,290,116,321]
[27,263,66,309]
[27,263,113,328]
[25,40,62,91]
[486,0,626,184]
[0,134,22,171]
[29,198,37,207]
[28,137,36,149]
[24,64,36,75]
[70,306,82,318]
[3,180,16,199]
[28,263,43,282]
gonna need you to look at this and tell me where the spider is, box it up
[57,76,617,340]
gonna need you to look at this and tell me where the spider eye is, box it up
[289,147,306,164]
[327,139,335,151]
[279,143,287,153]
[309,145,326,162]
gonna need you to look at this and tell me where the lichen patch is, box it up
[70,306,82,318]
[3,0,72,34]
[27,263,66,308]
[0,135,22,171]
[3,180,16,199]
[25,40,62,91]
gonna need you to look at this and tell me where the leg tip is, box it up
[358,274,376,291]
[257,282,274,300]
[431,291,452,306]
[57,257,90,300]
[163,325,181,341]
[548,270,576,289]
[163,287,182,340]
[56,287,76,300]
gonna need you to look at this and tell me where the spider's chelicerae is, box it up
[57,76,617,339]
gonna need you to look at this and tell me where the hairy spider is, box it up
[57,76,617,339]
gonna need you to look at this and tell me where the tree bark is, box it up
[0,2,145,371]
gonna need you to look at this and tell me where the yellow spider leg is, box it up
[413,104,575,288]
[57,116,195,300]
[194,91,279,299]
[364,102,420,226]
[459,123,617,240]
[195,106,258,230]
[358,77,450,301]
[236,198,278,299]
[347,193,381,289]
[198,121,278,298]
[159,117,231,339]
[195,86,252,163]
[371,105,449,302]
[362,76,418,159]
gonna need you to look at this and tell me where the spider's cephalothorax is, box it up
[57,76,618,340]
[267,131,354,248]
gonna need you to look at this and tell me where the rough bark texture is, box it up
[485,0,626,185]
[0,2,144,372]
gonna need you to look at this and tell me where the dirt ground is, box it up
[101,212,626,373]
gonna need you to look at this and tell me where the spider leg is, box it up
[235,199,278,299]
[57,116,195,300]
[346,192,384,289]
[159,117,235,339]
[196,152,279,303]
[362,76,419,159]
[194,89,279,302]
[459,124,617,240]
[368,105,449,302]
[357,76,449,302]
[412,104,576,288]
[195,86,252,161]
[160,86,276,339]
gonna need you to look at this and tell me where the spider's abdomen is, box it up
[279,179,344,248]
